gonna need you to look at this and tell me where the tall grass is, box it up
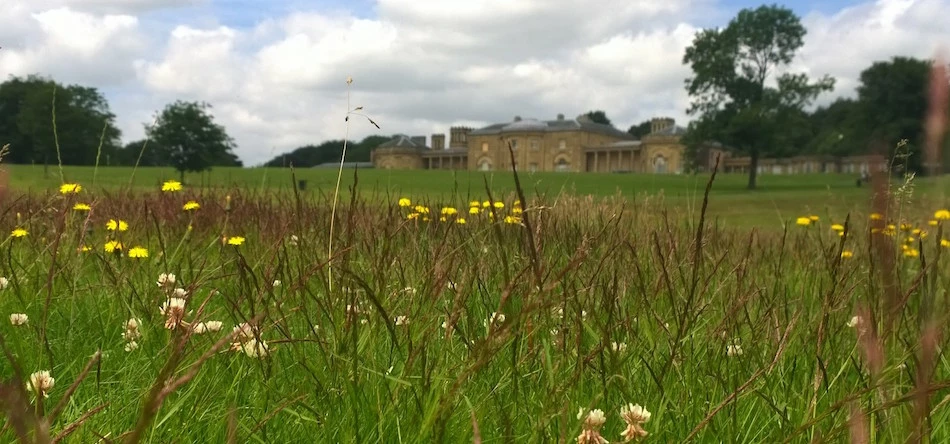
[0,60,947,444]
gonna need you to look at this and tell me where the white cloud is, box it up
[1,0,949,166]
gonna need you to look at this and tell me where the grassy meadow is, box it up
[1,162,949,442]
[5,163,950,229]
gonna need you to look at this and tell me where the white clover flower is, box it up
[9,313,28,326]
[0,276,9,290]
[394,315,409,326]
[122,318,142,342]
[272,280,281,287]
[610,342,627,353]
[403,287,417,295]
[619,403,651,441]
[192,322,209,334]
[232,322,257,342]
[204,321,223,332]
[447,281,457,291]
[483,312,505,329]
[847,315,862,328]
[157,273,176,288]
[727,344,743,357]
[577,408,608,444]
[26,370,54,398]
[240,338,270,358]
[124,341,139,352]
[159,298,187,329]
[173,287,188,298]
[289,235,299,246]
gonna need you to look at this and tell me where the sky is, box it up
[0,0,946,166]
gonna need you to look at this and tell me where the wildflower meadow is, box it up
[0,146,949,443]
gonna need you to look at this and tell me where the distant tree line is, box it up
[262,136,390,168]
[0,75,242,179]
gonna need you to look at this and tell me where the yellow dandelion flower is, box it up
[456,218,466,224]
[481,201,490,208]
[77,245,91,253]
[106,219,129,231]
[227,236,245,246]
[935,209,950,220]
[469,206,480,215]
[512,207,523,215]
[899,222,913,231]
[104,240,123,253]
[161,180,183,192]
[503,215,521,224]
[413,205,429,214]
[398,198,411,207]
[928,220,938,226]
[10,228,27,238]
[441,207,457,216]
[830,224,844,232]
[795,217,811,226]
[407,213,419,220]
[59,183,82,194]
[871,228,882,234]
[841,250,853,259]
[808,215,819,222]
[72,203,91,211]
[903,248,919,258]
[942,239,950,248]
[439,216,447,222]
[469,201,480,207]
[493,202,505,209]
[869,213,883,220]
[182,201,200,211]
[128,246,149,258]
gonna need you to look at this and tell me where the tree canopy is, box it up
[146,101,241,180]
[0,75,122,166]
[583,110,613,126]
[264,135,391,167]
[682,4,835,188]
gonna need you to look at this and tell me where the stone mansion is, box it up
[369,113,888,175]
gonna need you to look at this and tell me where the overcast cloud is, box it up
[0,0,947,165]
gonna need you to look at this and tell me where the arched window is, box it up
[653,155,667,174]
[478,158,492,171]
[555,157,570,172]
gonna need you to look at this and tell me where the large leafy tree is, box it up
[683,4,834,188]
[627,120,652,138]
[855,56,933,173]
[146,101,240,180]
[0,75,121,165]
[583,110,612,126]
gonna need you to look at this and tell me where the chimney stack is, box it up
[431,133,445,150]
[449,126,472,148]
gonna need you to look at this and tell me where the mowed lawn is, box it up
[4,164,949,229]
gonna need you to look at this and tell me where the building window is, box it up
[481,142,488,153]
[555,158,570,172]
[530,139,539,151]
[529,162,538,172]
[558,140,566,150]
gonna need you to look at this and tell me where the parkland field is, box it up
[1,164,950,442]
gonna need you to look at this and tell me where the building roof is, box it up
[376,134,429,150]
[469,115,635,140]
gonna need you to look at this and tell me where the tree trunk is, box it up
[747,148,759,190]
